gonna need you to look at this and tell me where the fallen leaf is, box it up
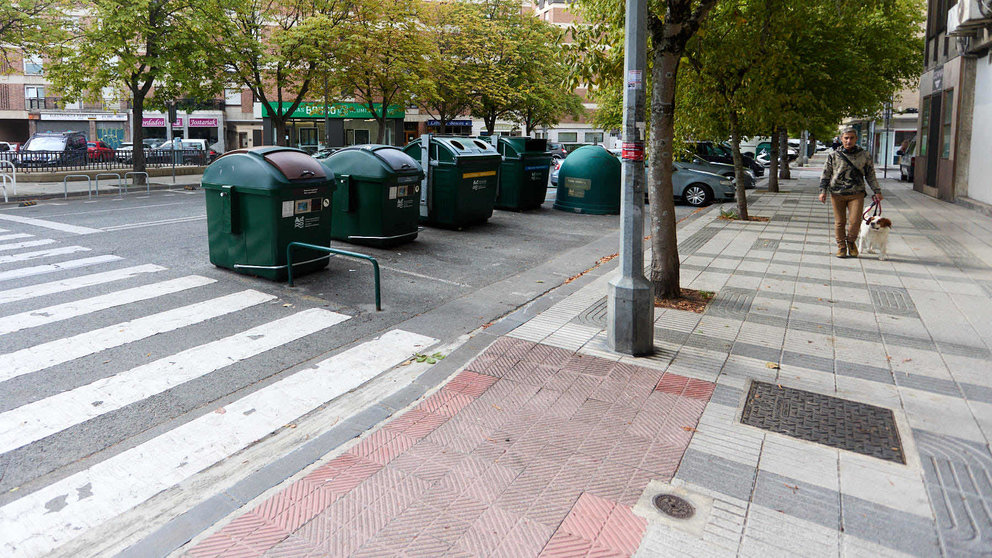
[536,280,544,283]
[766,362,780,369]
[286,423,297,429]
[214,407,226,414]
[902,358,912,363]
[283,303,293,307]
[492,404,502,411]
[784,483,799,493]
[682,426,697,432]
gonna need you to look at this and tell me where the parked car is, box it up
[116,138,165,163]
[753,141,798,162]
[550,157,562,186]
[312,147,339,160]
[147,139,214,165]
[677,151,755,189]
[671,163,736,207]
[87,141,114,162]
[17,131,89,167]
[689,141,764,177]
[547,142,567,159]
[898,135,916,182]
[0,141,19,163]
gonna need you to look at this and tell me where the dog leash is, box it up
[862,195,881,225]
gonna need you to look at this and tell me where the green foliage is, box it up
[414,352,446,364]
[0,0,69,70]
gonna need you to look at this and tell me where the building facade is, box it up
[917,0,992,205]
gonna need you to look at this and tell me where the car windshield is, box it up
[25,137,67,151]
[87,143,97,148]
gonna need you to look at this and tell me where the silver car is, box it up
[678,152,755,189]
[672,163,736,206]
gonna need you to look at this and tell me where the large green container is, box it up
[403,135,502,228]
[202,146,335,281]
[318,145,424,247]
[492,136,552,211]
[554,145,621,215]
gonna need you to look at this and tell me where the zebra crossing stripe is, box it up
[0,239,55,252]
[0,213,102,235]
[0,264,166,306]
[0,290,276,383]
[0,308,350,455]
[0,255,123,283]
[0,275,217,336]
[0,246,90,265]
[0,329,437,558]
[0,233,33,243]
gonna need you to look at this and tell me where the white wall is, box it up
[968,55,992,204]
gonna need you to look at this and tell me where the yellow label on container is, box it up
[462,170,497,179]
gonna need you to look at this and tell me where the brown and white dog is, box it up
[857,216,892,260]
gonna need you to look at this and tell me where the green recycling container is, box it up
[402,136,502,228]
[202,146,336,281]
[554,145,621,215]
[492,136,552,211]
[318,145,424,247]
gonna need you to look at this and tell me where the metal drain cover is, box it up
[653,494,695,519]
[741,381,905,464]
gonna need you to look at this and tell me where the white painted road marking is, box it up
[0,329,437,558]
[0,264,166,306]
[0,255,123,283]
[0,289,276,383]
[0,275,217,335]
[0,246,90,265]
[0,233,33,243]
[0,214,101,235]
[101,215,206,232]
[0,239,55,252]
[0,308,350,455]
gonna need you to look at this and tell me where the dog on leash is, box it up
[857,216,892,260]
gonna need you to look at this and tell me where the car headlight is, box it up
[720,179,733,187]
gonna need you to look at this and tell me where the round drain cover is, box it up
[653,494,694,519]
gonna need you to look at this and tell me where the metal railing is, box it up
[286,242,382,311]
[124,171,149,196]
[1,148,212,173]
[95,173,122,197]
[62,175,92,199]
[0,161,15,202]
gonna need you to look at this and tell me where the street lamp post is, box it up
[608,0,653,356]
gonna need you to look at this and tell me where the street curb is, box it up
[2,181,200,205]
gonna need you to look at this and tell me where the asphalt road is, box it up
[0,186,695,514]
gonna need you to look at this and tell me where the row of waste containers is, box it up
[202,136,622,280]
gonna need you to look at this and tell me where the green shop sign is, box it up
[262,101,405,119]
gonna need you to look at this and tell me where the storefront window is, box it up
[919,100,929,157]
[941,89,953,159]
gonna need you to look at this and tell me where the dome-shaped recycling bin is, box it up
[553,145,621,215]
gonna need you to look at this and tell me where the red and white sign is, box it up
[142,117,182,127]
[621,142,644,161]
[189,117,219,128]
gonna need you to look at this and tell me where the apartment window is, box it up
[25,86,45,110]
[23,55,43,75]
[558,132,577,142]
[584,132,604,143]
[941,89,953,159]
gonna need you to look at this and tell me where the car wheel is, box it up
[683,184,712,207]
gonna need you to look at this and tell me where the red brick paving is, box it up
[187,337,714,557]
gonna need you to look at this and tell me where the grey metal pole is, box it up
[608,0,653,356]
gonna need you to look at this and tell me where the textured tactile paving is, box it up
[678,226,721,255]
[915,430,992,555]
[902,211,938,231]
[572,296,608,328]
[740,381,905,464]
[867,285,918,316]
[751,238,781,251]
[708,287,755,316]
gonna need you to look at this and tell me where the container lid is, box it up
[498,136,548,156]
[203,146,330,190]
[320,144,424,182]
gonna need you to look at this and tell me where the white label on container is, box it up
[389,187,398,200]
[282,201,294,218]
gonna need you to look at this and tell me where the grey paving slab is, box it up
[752,470,841,531]
[841,494,942,557]
[676,449,758,502]
[835,361,894,385]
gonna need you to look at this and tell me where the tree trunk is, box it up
[778,129,790,179]
[274,117,288,147]
[131,92,146,183]
[648,46,681,300]
[768,127,780,192]
[729,111,749,220]
[375,115,386,144]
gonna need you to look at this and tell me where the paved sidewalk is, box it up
[180,172,992,557]
[1,173,202,202]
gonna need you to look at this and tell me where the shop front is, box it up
[260,102,405,151]
[140,111,225,150]
[30,112,128,147]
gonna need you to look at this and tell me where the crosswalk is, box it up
[0,219,438,557]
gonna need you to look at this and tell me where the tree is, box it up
[414,1,486,135]
[331,0,421,144]
[203,0,350,147]
[48,0,219,176]
[510,48,585,136]
[0,0,68,70]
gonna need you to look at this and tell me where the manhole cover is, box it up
[653,494,695,519]
[741,381,905,464]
